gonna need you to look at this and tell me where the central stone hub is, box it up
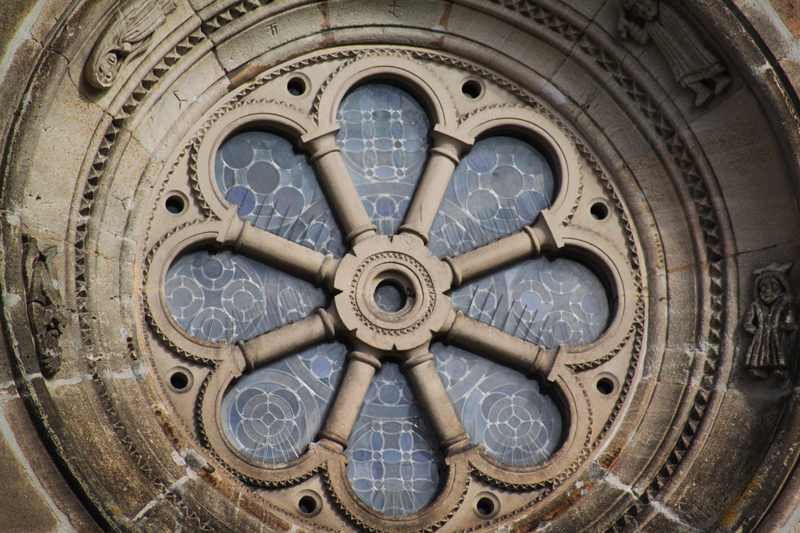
[333,234,453,351]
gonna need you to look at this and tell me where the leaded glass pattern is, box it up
[165,250,326,343]
[429,137,554,258]
[336,84,430,235]
[432,343,561,467]
[221,342,348,464]
[214,130,346,256]
[168,79,621,520]
[450,257,610,349]
[345,363,443,516]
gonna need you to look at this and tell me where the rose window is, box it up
[143,51,642,532]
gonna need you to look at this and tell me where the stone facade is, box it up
[2,1,800,532]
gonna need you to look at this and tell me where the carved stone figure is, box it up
[85,0,176,89]
[23,236,66,378]
[742,262,797,380]
[617,0,730,107]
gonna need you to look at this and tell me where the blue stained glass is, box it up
[336,84,431,236]
[214,131,346,257]
[346,363,443,516]
[221,342,347,464]
[432,343,561,467]
[165,249,326,343]
[429,137,554,258]
[450,256,610,348]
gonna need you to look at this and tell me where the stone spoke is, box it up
[302,128,377,244]
[445,312,559,379]
[233,219,338,289]
[445,215,562,288]
[239,308,337,370]
[316,351,381,451]
[401,349,471,455]
[399,127,472,243]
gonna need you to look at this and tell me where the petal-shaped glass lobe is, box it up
[432,343,562,467]
[221,342,347,464]
[165,249,326,343]
[429,137,554,258]
[214,130,346,256]
[450,256,610,349]
[345,363,443,516]
[335,84,431,236]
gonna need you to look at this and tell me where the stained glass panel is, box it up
[450,256,610,348]
[221,342,348,464]
[432,343,561,467]
[429,137,554,258]
[336,84,430,235]
[214,130,346,256]
[165,249,326,343]
[345,363,443,516]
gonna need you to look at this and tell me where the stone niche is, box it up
[2,1,800,532]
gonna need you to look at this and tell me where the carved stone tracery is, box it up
[135,46,643,533]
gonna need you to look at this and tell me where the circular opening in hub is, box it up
[374,280,407,313]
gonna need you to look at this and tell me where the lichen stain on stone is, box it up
[199,470,292,532]
[599,447,622,470]
[3,292,21,308]
[511,484,594,533]
[717,475,762,529]
[153,406,182,448]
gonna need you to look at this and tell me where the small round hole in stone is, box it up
[462,79,482,99]
[597,377,614,395]
[298,495,317,514]
[476,497,495,517]
[165,195,185,214]
[170,371,190,391]
[288,77,307,96]
[590,202,609,220]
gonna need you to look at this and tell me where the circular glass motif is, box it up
[346,364,443,516]
[165,249,326,343]
[450,256,610,348]
[433,343,562,466]
[214,130,345,256]
[429,136,554,258]
[336,84,430,236]
[221,342,347,464]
